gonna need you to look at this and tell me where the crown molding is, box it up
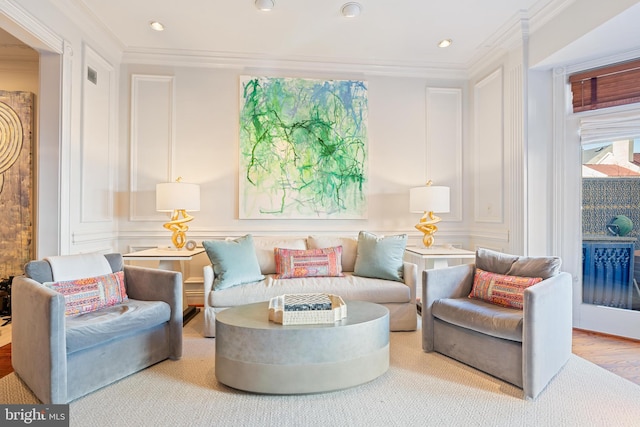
[121,47,470,80]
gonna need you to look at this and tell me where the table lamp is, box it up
[156,177,200,249]
[410,181,450,247]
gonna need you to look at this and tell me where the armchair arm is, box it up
[124,265,183,359]
[12,276,67,403]
[523,271,572,399]
[422,263,475,352]
[402,262,418,303]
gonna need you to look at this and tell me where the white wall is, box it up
[117,64,470,253]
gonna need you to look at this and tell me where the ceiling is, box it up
[3,0,640,73]
[71,0,552,71]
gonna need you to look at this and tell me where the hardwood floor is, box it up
[0,330,639,385]
[571,328,640,385]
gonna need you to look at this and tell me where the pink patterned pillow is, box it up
[274,246,344,279]
[45,271,129,316]
[469,268,542,310]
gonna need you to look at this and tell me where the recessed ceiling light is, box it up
[438,39,452,48]
[150,21,165,31]
[341,2,361,18]
[255,0,275,11]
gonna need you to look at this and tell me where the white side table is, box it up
[404,246,476,306]
[123,247,206,323]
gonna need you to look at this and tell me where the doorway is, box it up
[581,139,640,313]
[0,10,66,258]
[575,111,640,340]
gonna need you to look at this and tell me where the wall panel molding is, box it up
[506,62,524,252]
[425,87,463,221]
[80,43,115,223]
[473,68,504,223]
[129,74,175,221]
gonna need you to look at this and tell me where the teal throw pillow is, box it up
[203,235,265,290]
[353,231,408,282]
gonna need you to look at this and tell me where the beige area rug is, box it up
[2,314,640,427]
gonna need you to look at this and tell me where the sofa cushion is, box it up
[507,256,562,280]
[432,297,524,342]
[65,299,171,354]
[469,268,542,309]
[475,248,519,275]
[353,231,407,282]
[209,272,411,307]
[307,236,358,272]
[203,235,265,290]
[44,271,129,316]
[274,246,343,279]
[253,237,307,275]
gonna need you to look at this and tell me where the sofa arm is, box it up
[12,276,68,403]
[203,264,214,310]
[124,265,183,359]
[422,263,475,352]
[522,271,572,399]
[403,262,418,303]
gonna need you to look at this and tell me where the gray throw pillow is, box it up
[353,231,407,282]
[203,235,265,290]
[507,256,562,279]
[475,248,519,275]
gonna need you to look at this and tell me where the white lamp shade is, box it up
[410,186,450,213]
[156,182,201,212]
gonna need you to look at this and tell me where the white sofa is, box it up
[203,235,418,337]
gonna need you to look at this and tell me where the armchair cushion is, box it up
[507,256,562,280]
[44,271,129,316]
[469,268,542,309]
[432,297,524,342]
[65,299,171,354]
[475,248,519,274]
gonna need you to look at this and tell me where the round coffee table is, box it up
[215,300,389,394]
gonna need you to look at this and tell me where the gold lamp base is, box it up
[415,211,441,248]
[163,209,194,249]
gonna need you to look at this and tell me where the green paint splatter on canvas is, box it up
[239,76,367,218]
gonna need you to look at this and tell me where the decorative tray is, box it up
[268,293,347,325]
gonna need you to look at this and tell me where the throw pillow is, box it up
[353,231,407,282]
[307,236,358,272]
[203,235,265,291]
[469,268,543,310]
[45,271,128,316]
[274,246,344,279]
[252,237,308,275]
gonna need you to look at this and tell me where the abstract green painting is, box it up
[239,76,368,219]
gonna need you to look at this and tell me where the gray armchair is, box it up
[12,253,183,403]
[422,249,572,399]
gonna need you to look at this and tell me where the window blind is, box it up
[569,58,640,113]
[579,110,640,145]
